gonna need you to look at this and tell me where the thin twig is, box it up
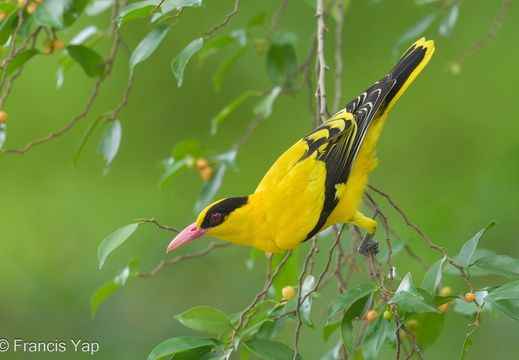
[367,184,475,292]
[140,242,231,277]
[138,218,181,233]
[229,250,293,347]
[314,0,329,123]
[332,0,345,113]
[2,1,126,154]
[268,0,292,36]
[232,113,264,149]
[151,0,166,13]
[453,0,510,67]
[204,0,240,36]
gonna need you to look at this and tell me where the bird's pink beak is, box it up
[167,222,208,252]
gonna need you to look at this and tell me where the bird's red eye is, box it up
[210,213,222,224]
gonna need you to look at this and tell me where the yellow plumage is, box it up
[168,38,435,254]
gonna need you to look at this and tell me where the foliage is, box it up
[0,0,515,359]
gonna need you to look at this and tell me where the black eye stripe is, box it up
[201,196,249,229]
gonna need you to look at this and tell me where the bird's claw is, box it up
[357,233,379,257]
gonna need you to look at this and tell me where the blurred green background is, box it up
[1,0,518,358]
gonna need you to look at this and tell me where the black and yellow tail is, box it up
[381,38,435,114]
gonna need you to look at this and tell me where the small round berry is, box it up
[282,286,296,300]
[53,39,66,50]
[440,286,452,296]
[383,311,393,320]
[439,303,449,312]
[200,166,213,181]
[26,2,38,14]
[365,310,378,324]
[195,158,209,169]
[465,292,475,303]
[0,110,7,123]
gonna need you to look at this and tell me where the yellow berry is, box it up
[195,158,209,169]
[465,292,475,303]
[365,310,378,324]
[26,2,38,14]
[383,311,393,320]
[0,110,7,123]
[200,166,213,181]
[282,286,296,300]
[439,303,449,312]
[53,39,65,50]
[0,12,7,21]
[440,286,452,296]
[406,319,419,332]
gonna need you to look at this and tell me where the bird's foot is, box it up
[357,233,379,257]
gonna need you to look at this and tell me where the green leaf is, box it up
[362,315,389,360]
[211,90,259,135]
[323,319,341,342]
[195,149,236,213]
[90,279,118,317]
[171,37,204,87]
[172,138,207,161]
[254,86,282,118]
[199,29,247,63]
[390,274,440,314]
[1,49,39,78]
[97,120,122,174]
[299,275,316,329]
[328,283,378,320]
[389,273,422,303]
[57,26,100,88]
[341,293,373,357]
[158,157,190,191]
[266,42,297,86]
[147,337,217,360]
[66,44,106,77]
[410,312,446,350]
[439,3,459,38]
[270,29,298,47]
[474,255,519,278]
[118,0,157,26]
[91,259,140,316]
[393,13,437,58]
[33,0,70,29]
[421,257,446,294]
[114,259,139,286]
[257,305,290,340]
[130,24,171,77]
[458,221,498,268]
[460,328,476,360]
[0,7,18,45]
[174,306,232,334]
[98,223,139,269]
[247,12,266,28]
[446,248,496,276]
[493,298,519,321]
[0,123,6,150]
[484,280,519,301]
[212,46,248,91]
[243,339,302,360]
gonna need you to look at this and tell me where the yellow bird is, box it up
[168,38,435,255]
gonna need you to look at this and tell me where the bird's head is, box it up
[167,196,249,252]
